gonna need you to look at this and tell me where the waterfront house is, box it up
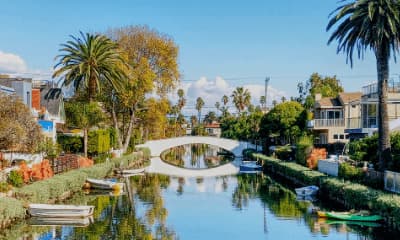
[204,122,221,137]
[308,92,362,144]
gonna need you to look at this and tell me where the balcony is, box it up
[308,119,345,129]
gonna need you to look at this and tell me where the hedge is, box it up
[252,152,400,229]
[0,197,25,228]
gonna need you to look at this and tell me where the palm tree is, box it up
[260,95,266,109]
[231,87,251,114]
[196,97,205,123]
[53,32,127,102]
[327,0,400,170]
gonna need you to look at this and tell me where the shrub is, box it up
[296,135,313,166]
[0,197,25,224]
[275,145,294,161]
[7,170,23,187]
[338,162,365,182]
[0,182,11,192]
[57,134,83,153]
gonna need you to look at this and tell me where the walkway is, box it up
[137,136,257,177]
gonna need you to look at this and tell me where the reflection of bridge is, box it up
[137,136,256,177]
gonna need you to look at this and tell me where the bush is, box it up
[0,197,25,224]
[7,170,23,187]
[0,182,11,192]
[338,162,365,182]
[57,134,83,153]
[296,135,313,166]
[275,145,294,161]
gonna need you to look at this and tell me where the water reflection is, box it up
[161,144,234,169]
[1,174,399,239]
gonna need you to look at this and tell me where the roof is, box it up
[204,123,220,128]
[338,92,362,104]
[41,87,63,116]
[315,97,341,108]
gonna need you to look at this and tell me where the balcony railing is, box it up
[311,119,345,128]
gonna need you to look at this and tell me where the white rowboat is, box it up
[29,216,93,227]
[119,168,145,175]
[86,178,124,190]
[28,204,94,218]
[295,185,319,196]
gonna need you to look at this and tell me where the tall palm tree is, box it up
[53,32,127,102]
[327,0,400,170]
[231,87,251,114]
[260,95,266,109]
[196,97,205,123]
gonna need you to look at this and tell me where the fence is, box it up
[51,154,79,174]
[385,170,400,193]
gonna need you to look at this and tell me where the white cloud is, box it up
[177,76,288,116]
[0,51,28,73]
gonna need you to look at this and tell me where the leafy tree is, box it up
[203,111,217,124]
[259,101,306,146]
[196,97,205,123]
[190,115,197,128]
[231,87,251,114]
[260,95,266,109]
[297,73,344,109]
[0,93,42,152]
[53,32,127,102]
[64,100,105,157]
[327,0,400,170]
[103,25,180,152]
[221,95,230,118]
[140,98,170,140]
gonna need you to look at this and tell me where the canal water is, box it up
[0,144,397,240]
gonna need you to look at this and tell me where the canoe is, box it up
[28,204,94,218]
[325,212,383,222]
[239,162,262,173]
[86,178,124,190]
[295,185,319,196]
[29,216,93,227]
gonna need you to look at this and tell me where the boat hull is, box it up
[28,204,94,218]
[86,178,124,190]
[239,162,262,173]
[295,185,319,196]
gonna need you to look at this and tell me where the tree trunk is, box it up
[376,48,392,171]
[122,108,136,153]
[111,106,124,151]
[83,128,88,158]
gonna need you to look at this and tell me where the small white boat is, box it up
[29,216,94,227]
[86,178,124,190]
[295,185,319,196]
[28,204,94,218]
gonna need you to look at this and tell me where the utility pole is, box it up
[265,77,270,108]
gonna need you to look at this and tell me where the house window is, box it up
[339,134,344,139]
[327,110,341,119]
[333,134,338,140]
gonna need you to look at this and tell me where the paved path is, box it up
[137,136,257,177]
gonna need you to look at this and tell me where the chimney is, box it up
[315,93,322,101]
[31,89,41,110]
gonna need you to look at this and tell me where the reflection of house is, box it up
[345,81,400,140]
[308,92,362,144]
[204,122,221,137]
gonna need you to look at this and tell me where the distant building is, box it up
[204,122,221,137]
[0,77,32,108]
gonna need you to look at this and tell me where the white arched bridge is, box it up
[137,136,256,177]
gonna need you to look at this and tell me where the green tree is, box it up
[196,97,205,123]
[231,87,251,114]
[203,111,217,124]
[259,101,306,146]
[260,95,266,109]
[53,32,127,102]
[64,101,105,157]
[221,95,230,118]
[327,0,400,170]
[297,73,344,109]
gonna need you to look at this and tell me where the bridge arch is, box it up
[137,136,253,157]
[136,136,257,177]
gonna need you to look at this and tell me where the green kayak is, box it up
[325,212,383,222]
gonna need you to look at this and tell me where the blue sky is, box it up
[1,0,399,112]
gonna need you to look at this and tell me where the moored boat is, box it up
[28,204,94,218]
[86,178,124,190]
[239,162,262,173]
[119,167,145,175]
[295,185,319,196]
[325,212,383,222]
